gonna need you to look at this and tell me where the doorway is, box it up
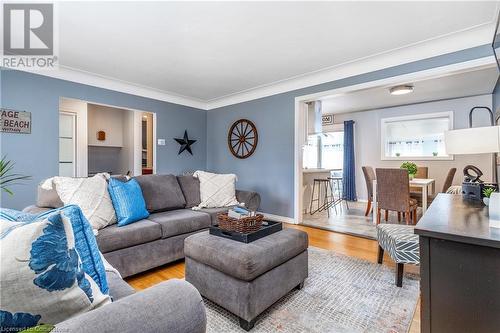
[59,97,156,177]
[141,112,154,175]
[293,57,497,238]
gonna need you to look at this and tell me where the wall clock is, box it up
[228,119,258,159]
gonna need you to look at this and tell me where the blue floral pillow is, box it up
[1,205,109,295]
[108,178,149,226]
[36,205,109,294]
[0,212,111,331]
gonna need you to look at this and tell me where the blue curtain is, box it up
[342,120,357,201]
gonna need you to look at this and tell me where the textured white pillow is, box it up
[0,214,111,329]
[52,173,116,230]
[193,171,239,209]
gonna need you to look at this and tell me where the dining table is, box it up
[372,178,435,224]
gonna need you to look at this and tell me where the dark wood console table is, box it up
[415,194,500,333]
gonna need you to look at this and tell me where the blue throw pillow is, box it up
[108,178,149,226]
[0,208,36,222]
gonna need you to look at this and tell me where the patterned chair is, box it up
[376,224,420,287]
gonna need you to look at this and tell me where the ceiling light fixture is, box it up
[389,85,414,95]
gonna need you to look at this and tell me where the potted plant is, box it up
[401,162,418,180]
[483,187,495,206]
[432,152,438,156]
[0,156,31,195]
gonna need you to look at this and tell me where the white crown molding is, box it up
[19,65,208,110]
[206,22,497,110]
[12,16,498,111]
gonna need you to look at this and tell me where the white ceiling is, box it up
[320,66,499,114]
[53,1,499,106]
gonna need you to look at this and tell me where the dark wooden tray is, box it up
[209,220,282,243]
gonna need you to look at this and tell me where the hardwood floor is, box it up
[125,224,420,333]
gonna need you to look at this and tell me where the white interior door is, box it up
[59,112,77,177]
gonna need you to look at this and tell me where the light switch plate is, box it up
[157,139,166,146]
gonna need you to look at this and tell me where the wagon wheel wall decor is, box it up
[228,119,258,159]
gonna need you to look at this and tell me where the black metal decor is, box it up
[174,130,197,155]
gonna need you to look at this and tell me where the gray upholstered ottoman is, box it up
[184,228,308,331]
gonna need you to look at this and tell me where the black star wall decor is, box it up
[174,130,197,155]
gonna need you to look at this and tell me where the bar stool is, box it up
[309,178,336,216]
[328,176,350,211]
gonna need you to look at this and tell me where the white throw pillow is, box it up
[0,213,111,330]
[52,173,116,230]
[193,171,239,209]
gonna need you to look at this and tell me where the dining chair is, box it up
[409,166,428,193]
[375,168,418,225]
[362,166,376,216]
[411,168,456,206]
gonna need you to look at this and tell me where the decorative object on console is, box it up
[228,119,258,159]
[0,210,111,332]
[489,192,500,228]
[192,171,239,209]
[0,156,31,195]
[97,131,106,141]
[107,177,149,226]
[483,187,495,206]
[400,161,418,180]
[460,165,492,202]
[174,130,197,155]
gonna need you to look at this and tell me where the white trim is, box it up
[293,57,497,220]
[25,65,207,110]
[132,111,143,176]
[207,23,497,109]
[152,112,157,174]
[380,111,455,161]
[258,212,296,225]
[295,56,496,104]
[18,22,498,111]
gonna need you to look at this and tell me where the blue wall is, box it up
[1,70,206,209]
[207,45,495,218]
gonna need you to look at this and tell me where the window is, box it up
[303,131,344,169]
[381,112,453,160]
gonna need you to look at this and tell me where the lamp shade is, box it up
[444,126,500,155]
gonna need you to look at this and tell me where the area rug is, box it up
[205,246,419,333]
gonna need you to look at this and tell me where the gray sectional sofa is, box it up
[24,173,261,278]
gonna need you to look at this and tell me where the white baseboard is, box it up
[258,212,296,224]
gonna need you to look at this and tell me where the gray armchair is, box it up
[55,278,206,333]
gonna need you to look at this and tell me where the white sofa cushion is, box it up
[52,173,116,231]
[193,171,239,209]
